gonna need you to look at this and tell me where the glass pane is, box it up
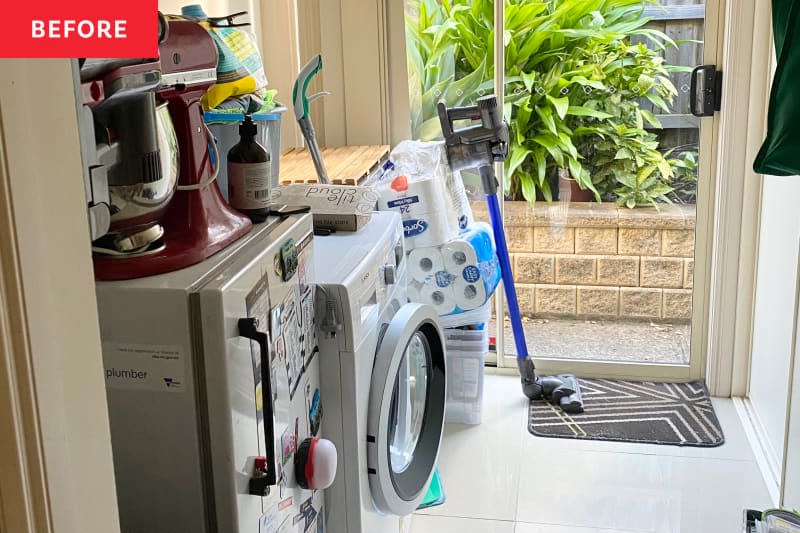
[497,0,704,365]
[403,0,498,351]
[389,332,430,474]
[403,0,495,144]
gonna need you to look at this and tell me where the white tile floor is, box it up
[411,373,773,533]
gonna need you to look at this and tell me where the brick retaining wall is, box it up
[471,201,696,322]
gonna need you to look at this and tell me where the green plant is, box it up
[405,2,489,140]
[406,0,689,206]
[668,149,698,203]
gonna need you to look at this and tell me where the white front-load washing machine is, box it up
[313,211,447,533]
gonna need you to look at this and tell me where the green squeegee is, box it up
[417,468,445,510]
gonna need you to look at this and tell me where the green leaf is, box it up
[532,148,547,186]
[636,165,657,185]
[639,109,662,129]
[515,100,533,145]
[646,93,670,112]
[534,105,559,136]
[566,106,613,120]
[421,77,452,125]
[519,172,537,202]
[546,95,570,120]
[615,147,634,160]
[532,134,565,167]
[657,157,673,180]
[507,146,532,181]
[540,179,553,202]
[442,58,486,105]
[418,117,444,141]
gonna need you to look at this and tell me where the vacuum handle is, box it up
[238,318,277,490]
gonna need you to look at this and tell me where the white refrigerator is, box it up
[96,213,326,533]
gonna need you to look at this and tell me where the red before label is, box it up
[2,0,158,58]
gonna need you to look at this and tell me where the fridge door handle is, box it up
[238,317,278,491]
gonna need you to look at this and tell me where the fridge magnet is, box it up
[259,504,280,533]
[307,387,322,437]
[278,497,293,511]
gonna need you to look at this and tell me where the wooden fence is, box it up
[640,0,705,153]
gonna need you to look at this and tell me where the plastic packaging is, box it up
[439,301,492,329]
[376,141,474,249]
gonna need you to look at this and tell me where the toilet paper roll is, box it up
[408,247,445,283]
[378,176,447,215]
[452,277,485,311]
[401,210,454,250]
[441,225,495,277]
[419,282,456,315]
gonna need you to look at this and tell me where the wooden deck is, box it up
[279,145,390,186]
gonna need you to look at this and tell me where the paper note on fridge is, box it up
[102,342,186,393]
[271,184,377,231]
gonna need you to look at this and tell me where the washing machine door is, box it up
[366,302,446,516]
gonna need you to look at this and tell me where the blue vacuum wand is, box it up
[437,97,583,411]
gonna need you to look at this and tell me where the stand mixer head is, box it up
[87,16,252,280]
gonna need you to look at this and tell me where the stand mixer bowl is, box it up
[92,96,180,255]
[106,102,179,229]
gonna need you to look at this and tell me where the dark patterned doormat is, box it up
[528,379,725,447]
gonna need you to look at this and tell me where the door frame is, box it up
[0,94,52,533]
[492,0,720,382]
[490,0,772,393]
[0,59,121,533]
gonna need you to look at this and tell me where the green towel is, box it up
[754,0,800,175]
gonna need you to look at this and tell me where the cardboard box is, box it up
[271,184,377,232]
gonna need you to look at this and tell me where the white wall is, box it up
[749,176,800,473]
[784,317,800,507]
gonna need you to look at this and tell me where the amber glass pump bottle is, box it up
[227,115,271,222]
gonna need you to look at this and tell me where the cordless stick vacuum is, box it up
[293,54,330,184]
[437,96,584,413]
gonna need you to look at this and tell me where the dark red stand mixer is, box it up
[79,15,251,280]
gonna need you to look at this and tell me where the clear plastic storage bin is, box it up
[205,106,286,200]
[444,323,488,425]
[440,301,492,329]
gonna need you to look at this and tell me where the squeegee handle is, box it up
[293,54,323,121]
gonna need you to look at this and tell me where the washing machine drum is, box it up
[366,303,446,516]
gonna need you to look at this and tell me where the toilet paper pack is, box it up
[376,141,474,250]
[406,224,500,316]
[401,209,454,249]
